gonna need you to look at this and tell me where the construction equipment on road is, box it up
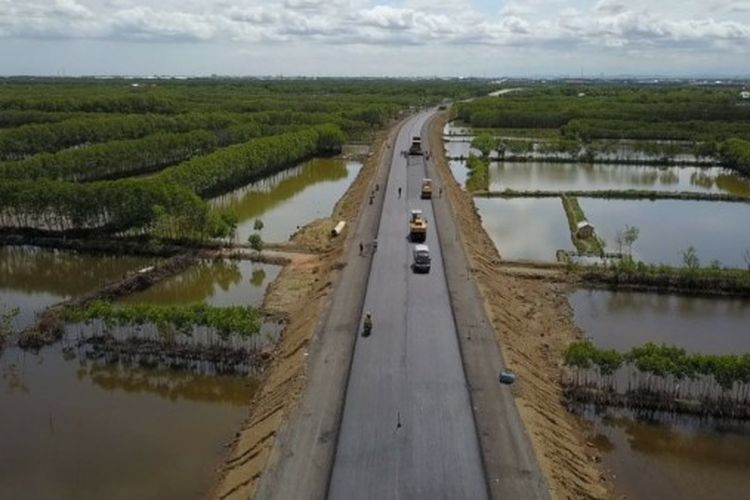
[420,178,433,199]
[412,244,431,273]
[408,136,423,156]
[408,209,428,243]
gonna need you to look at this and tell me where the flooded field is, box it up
[0,343,250,500]
[210,158,361,243]
[569,289,750,354]
[121,260,281,308]
[0,246,155,330]
[475,197,572,261]
[489,162,750,196]
[579,198,750,267]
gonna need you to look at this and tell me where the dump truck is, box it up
[420,178,433,199]
[408,209,427,242]
[408,136,423,156]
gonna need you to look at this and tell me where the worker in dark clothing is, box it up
[363,311,373,336]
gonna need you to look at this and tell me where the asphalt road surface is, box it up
[327,112,489,499]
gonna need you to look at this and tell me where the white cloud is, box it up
[0,0,748,75]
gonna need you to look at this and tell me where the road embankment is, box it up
[430,114,610,500]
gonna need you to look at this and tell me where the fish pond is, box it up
[488,162,750,196]
[0,250,272,498]
[0,246,155,331]
[210,157,361,243]
[579,198,750,268]
[474,197,572,261]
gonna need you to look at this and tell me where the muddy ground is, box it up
[210,127,393,499]
[429,115,610,500]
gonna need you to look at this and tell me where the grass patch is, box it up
[465,155,489,192]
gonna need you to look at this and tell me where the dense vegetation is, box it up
[0,78,491,238]
[718,138,750,176]
[455,85,750,168]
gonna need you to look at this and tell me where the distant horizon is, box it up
[1,1,749,78]
[2,73,750,82]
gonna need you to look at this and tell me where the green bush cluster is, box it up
[60,300,262,338]
[565,340,750,391]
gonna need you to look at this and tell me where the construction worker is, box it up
[363,311,373,336]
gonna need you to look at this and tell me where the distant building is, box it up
[576,221,595,239]
[740,91,750,100]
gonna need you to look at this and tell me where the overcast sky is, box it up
[1,0,749,77]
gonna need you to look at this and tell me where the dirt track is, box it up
[429,115,610,500]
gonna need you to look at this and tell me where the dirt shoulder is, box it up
[210,123,396,499]
[429,115,610,500]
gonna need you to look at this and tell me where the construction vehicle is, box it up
[420,178,433,199]
[408,209,427,243]
[408,136,423,156]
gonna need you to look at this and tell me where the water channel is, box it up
[210,157,361,243]
[569,289,750,500]
[0,248,268,498]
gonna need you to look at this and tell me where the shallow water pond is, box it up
[0,343,251,500]
[569,289,750,354]
[475,197,572,261]
[0,246,156,330]
[121,260,281,308]
[489,162,750,196]
[581,408,750,500]
[210,158,361,243]
[578,198,750,267]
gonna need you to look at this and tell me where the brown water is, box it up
[583,409,750,500]
[120,260,281,308]
[489,162,750,196]
[210,157,361,243]
[0,246,155,330]
[579,198,750,267]
[474,197,573,261]
[569,289,750,354]
[0,343,250,500]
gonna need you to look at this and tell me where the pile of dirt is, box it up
[211,127,393,499]
[429,116,610,500]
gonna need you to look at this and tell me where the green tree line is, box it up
[0,125,344,236]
